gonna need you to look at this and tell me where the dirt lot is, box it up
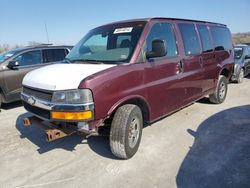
[0,77,250,188]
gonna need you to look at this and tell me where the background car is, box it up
[231,44,250,83]
[0,44,72,108]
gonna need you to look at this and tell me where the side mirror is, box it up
[245,55,250,59]
[7,61,19,69]
[146,39,167,59]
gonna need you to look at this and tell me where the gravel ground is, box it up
[0,77,250,188]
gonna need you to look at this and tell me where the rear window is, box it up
[43,49,67,63]
[179,23,201,55]
[211,26,233,51]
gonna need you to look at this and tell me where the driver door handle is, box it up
[178,60,184,73]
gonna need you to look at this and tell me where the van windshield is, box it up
[234,47,243,59]
[66,22,146,64]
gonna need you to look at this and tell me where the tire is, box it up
[209,75,228,104]
[0,94,2,110]
[236,68,244,83]
[110,104,143,159]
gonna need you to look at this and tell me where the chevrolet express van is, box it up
[21,18,234,159]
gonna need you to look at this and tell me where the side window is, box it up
[246,47,250,55]
[197,25,213,53]
[13,50,41,66]
[179,23,201,55]
[211,26,233,51]
[43,49,67,63]
[146,23,178,58]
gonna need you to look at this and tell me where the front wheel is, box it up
[209,75,228,104]
[110,104,143,159]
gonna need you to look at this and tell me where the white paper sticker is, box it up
[114,27,133,34]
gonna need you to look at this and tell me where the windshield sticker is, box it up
[114,27,133,34]
[120,54,128,59]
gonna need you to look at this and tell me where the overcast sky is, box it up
[1,0,249,46]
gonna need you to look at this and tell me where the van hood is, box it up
[22,64,115,91]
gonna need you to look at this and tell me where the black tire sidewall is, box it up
[124,106,143,158]
[216,76,228,103]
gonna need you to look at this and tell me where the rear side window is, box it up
[211,26,233,51]
[246,47,250,54]
[179,23,201,55]
[197,25,213,53]
[43,49,67,63]
[146,23,178,58]
[13,50,42,66]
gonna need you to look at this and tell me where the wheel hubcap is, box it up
[219,82,226,99]
[128,117,140,148]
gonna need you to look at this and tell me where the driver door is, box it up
[3,50,43,101]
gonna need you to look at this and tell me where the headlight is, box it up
[52,89,93,104]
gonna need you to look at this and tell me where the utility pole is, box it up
[44,21,50,44]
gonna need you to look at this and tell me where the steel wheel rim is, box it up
[128,116,140,148]
[219,82,226,99]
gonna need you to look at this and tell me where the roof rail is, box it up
[26,43,53,48]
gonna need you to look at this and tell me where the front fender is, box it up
[107,95,151,117]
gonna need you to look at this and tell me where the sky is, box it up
[0,0,249,46]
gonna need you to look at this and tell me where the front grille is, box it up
[23,87,53,101]
[23,102,50,119]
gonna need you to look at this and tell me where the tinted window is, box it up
[13,50,41,66]
[197,25,213,53]
[146,23,178,57]
[66,22,146,63]
[234,47,243,59]
[179,23,201,55]
[211,26,232,51]
[43,49,67,63]
[246,47,250,54]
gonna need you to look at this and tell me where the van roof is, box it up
[104,17,226,27]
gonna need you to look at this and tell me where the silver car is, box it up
[231,44,250,83]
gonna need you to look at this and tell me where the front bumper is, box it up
[21,92,94,122]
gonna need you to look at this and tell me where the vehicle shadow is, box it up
[196,97,213,104]
[245,74,250,79]
[1,101,23,110]
[16,113,118,159]
[176,105,250,188]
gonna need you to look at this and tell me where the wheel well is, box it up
[106,98,150,127]
[220,69,230,80]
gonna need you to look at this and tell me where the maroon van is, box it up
[21,18,234,159]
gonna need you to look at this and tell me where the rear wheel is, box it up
[237,68,244,83]
[110,104,143,159]
[0,94,2,111]
[209,75,228,104]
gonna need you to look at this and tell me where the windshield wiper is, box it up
[70,59,103,64]
[63,58,72,63]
